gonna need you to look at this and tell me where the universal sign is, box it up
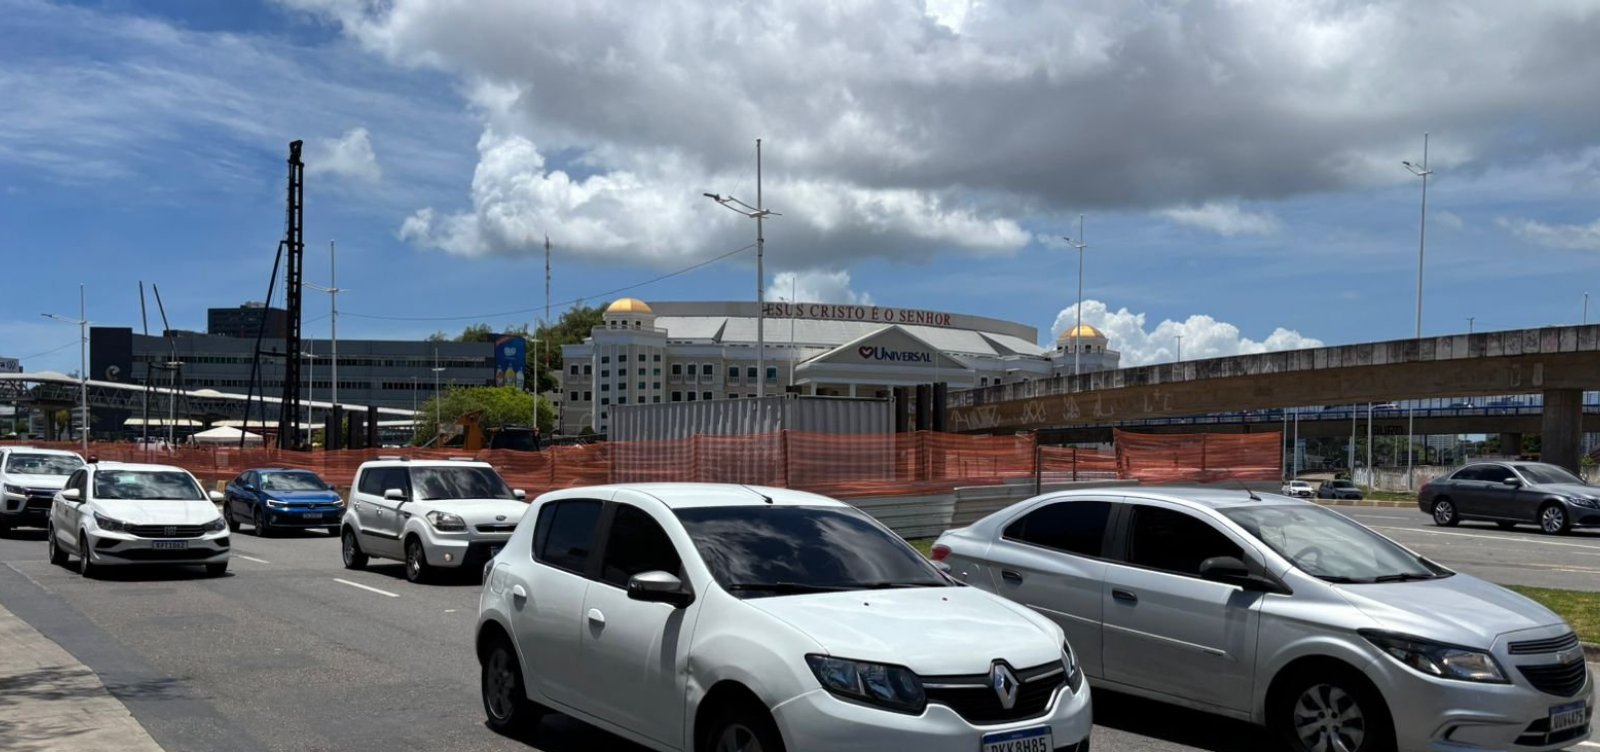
[764,302,955,328]
[857,346,933,363]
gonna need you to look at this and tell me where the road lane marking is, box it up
[1345,514,1414,520]
[236,555,271,565]
[333,578,398,598]
[1372,526,1600,551]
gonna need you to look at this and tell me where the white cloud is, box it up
[1158,201,1281,236]
[766,269,873,305]
[1435,210,1464,230]
[1497,216,1600,251]
[1051,300,1323,367]
[308,127,381,183]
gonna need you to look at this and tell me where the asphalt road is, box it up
[0,519,1594,752]
[1334,504,1600,591]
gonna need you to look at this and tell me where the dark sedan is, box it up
[223,468,344,536]
[1316,479,1363,500]
[1418,461,1600,534]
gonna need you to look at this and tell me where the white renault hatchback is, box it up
[341,458,530,583]
[478,483,1090,752]
[47,462,230,577]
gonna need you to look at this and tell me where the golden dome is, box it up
[605,297,653,315]
[1056,323,1107,346]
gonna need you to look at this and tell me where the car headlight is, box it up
[92,513,128,532]
[1568,496,1599,509]
[1361,631,1507,683]
[264,498,286,508]
[3,483,26,496]
[426,510,467,531]
[202,518,226,533]
[804,655,925,714]
[1063,640,1084,693]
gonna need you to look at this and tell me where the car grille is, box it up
[25,496,53,511]
[1508,632,1579,655]
[109,548,219,561]
[1517,659,1589,697]
[922,661,1065,724]
[474,524,517,534]
[126,524,206,539]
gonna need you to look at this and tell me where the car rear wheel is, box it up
[405,538,432,584]
[1431,499,1460,527]
[481,636,542,734]
[1539,503,1571,535]
[1273,668,1394,752]
[341,528,368,570]
[47,525,68,566]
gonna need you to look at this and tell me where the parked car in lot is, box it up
[1281,479,1315,498]
[47,462,229,577]
[0,446,84,532]
[478,483,1092,752]
[1419,461,1600,535]
[1316,479,1364,500]
[340,457,528,583]
[223,468,343,536]
[934,488,1594,752]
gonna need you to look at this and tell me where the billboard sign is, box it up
[494,334,527,390]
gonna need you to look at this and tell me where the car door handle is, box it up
[1112,589,1138,604]
[1000,569,1025,584]
[586,608,606,626]
[511,584,527,600]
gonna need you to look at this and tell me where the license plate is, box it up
[981,726,1052,752]
[301,513,323,520]
[1550,701,1587,733]
[151,540,189,550]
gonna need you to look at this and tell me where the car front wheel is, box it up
[78,533,99,579]
[481,636,542,734]
[47,525,68,566]
[1540,503,1572,535]
[405,538,432,584]
[224,503,239,532]
[1431,499,1460,527]
[700,705,786,752]
[206,561,228,577]
[1273,669,1394,752]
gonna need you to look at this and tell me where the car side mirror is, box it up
[59,488,81,502]
[627,571,694,608]
[384,488,407,502]
[242,484,255,492]
[1502,477,1522,487]
[209,490,225,503]
[513,489,527,501]
[1200,556,1283,593]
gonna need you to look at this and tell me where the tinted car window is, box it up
[675,505,947,597]
[1515,464,1584,485]
[1476,465,1515,484]
[408,466,513,501]
[535,499,603,574]
[4,453,83,475]
[600,505,682,587]
[94,470,205,501]
[1450,465,1483,481]
[1003,500,1111,557]
[357,468,386,495]
[1124,506,1242,576]
[260,471,327,491]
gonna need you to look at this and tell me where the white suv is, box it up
[477,483,1091,752]
[47,462,230,577]
[340,458,530,583]
[1,447,85,533]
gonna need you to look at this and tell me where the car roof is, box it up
[356,458,493,470]
[2,447,83,457]
[89,462,191,474]
[546,483,850,510]
[1047,484,1313,511]
[249,467,323,474]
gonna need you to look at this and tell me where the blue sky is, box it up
[5,0,1600,374]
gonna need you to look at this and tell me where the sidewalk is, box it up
[0,600,164,752]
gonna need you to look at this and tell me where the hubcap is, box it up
[1433,502,1453,524]
[408,544,421,576]
[715,724,764,752]
[1543,507,1565,532]
[484,648,516,720]
[1293,684,1365,752]
[343,533,355,562]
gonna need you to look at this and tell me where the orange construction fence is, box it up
[6,429,1281,498]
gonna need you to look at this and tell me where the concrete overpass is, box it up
[949,325,1600,471]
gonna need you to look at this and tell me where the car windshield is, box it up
[94,470,205,501]
[4,453,83,476]
[675,505,949,597]
[1515,464,1585,486]
[1224,505,1447,583]
[409,466,515,501]
[260,472,327,491]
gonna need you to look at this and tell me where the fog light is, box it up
[444,553,454,563]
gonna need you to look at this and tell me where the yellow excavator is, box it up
[432,410,541,451]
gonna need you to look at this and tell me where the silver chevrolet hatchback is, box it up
[934,487,1594,752]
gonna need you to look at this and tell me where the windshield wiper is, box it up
[723,582,855,594]
[1372,573,1436,583]
[1315,575,1375,584]
[848,581,947,589]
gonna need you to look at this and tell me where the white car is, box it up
[1,446,85,532]
[340,457,530,583]
[477,483,1092,752]
[47,462,230,577]
[1281,480,1315,498]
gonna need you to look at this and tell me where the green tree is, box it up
[413,385,555,446]
[527,303,604,393]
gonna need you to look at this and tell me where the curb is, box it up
[1585,642,1600,663]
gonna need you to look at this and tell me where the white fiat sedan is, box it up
[48,462,230,577]
[477,483,1090,752]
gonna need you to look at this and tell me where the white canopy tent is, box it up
[189,425,265,446]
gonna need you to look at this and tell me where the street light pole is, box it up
[1467,316,1475,335]
[704,139,781,398]
[1175,334,1183,363]
[42,284,90,453]
[307,240,344,411]
[1062,216,1088,377]
[1403,132,1433,490]
[432,349,445,444]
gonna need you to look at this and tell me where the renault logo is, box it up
[990,662,1020,710]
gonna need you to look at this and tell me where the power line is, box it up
[17,341,80,361]
[341,242,758,323]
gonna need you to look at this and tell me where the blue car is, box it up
[223,468,344,536]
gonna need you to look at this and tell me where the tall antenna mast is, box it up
[279,140,305,449]
[544,234,552,328]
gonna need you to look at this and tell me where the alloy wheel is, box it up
[1432,501,1455,526]
[715,724,765,752]
[1293,684,1365,752]
[484,647,517,721]
[1542,506,1567,534]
